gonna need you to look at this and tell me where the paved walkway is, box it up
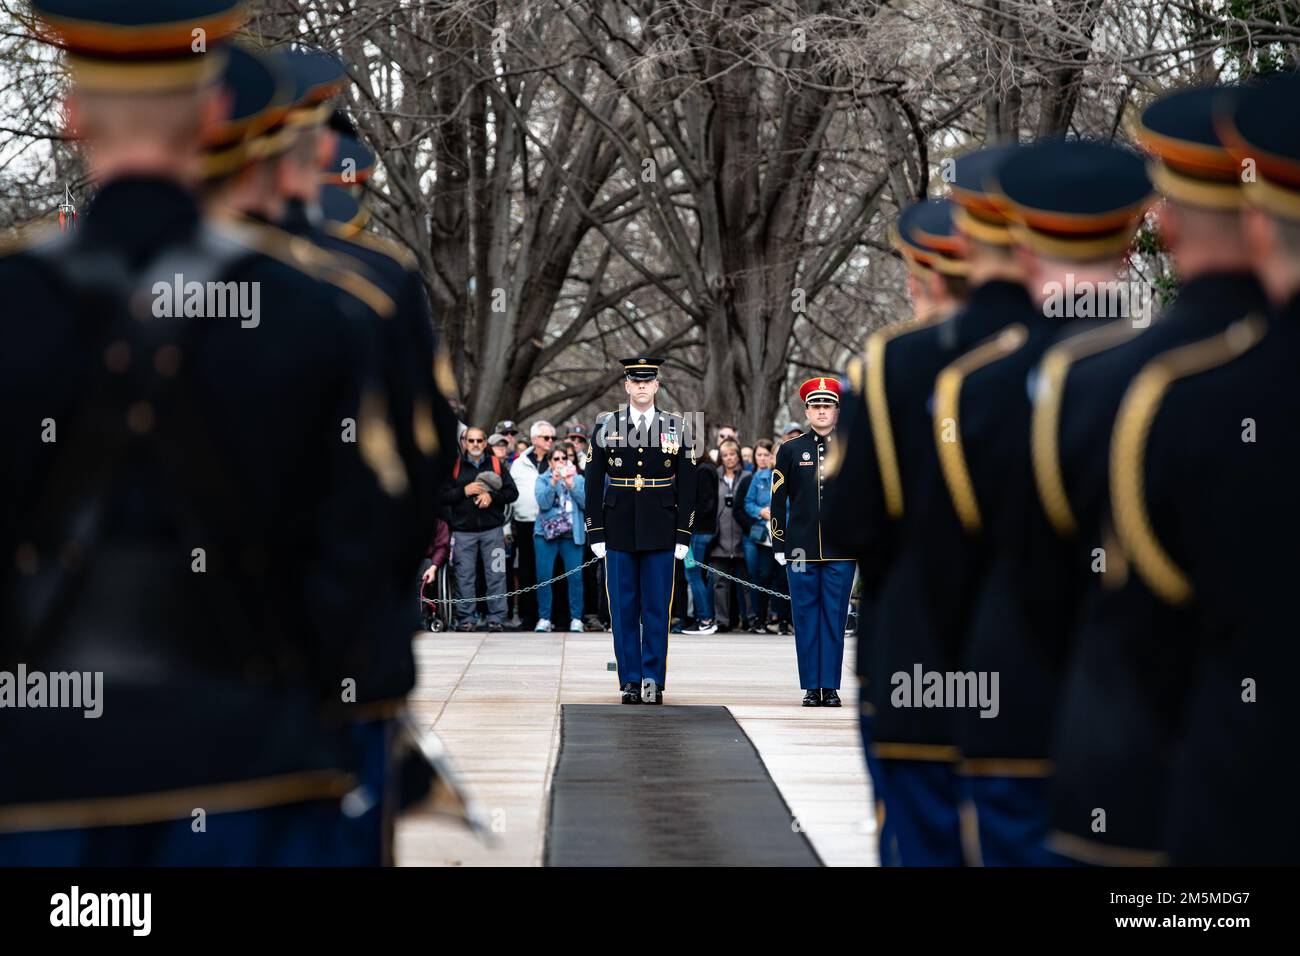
[395,631,876,867]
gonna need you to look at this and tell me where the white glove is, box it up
[674,544,689,561]
[774,552,787,566]
[590,542,606,559]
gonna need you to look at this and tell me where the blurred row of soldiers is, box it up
[826,77,1299,866]
[0,3,464,864]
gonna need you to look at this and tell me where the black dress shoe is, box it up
[802,690,821,707]
[621,683,642,704]
[641,677,661,705]
[821,689,842,707]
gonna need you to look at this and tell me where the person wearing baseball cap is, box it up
[769,376,854,710]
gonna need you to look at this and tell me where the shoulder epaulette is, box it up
[933,324,1029,533]
[1031,321,1148,537]
[1109,316,1266,606]
[217,217,396,320]
[865,318,931,518]
[325,222,419,272]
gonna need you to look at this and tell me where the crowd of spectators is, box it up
[425,410,815,635]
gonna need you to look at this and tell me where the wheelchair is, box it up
[419,564,453,632]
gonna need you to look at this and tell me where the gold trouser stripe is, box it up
[0,770,356,834]
[958,757,1054,777]
[1109,316,1266,606]
[934,324,1029,533]
[959,798,985,866]
[1031,321,1148,538]
[1047,830,1169,867]
[873,742,961,762]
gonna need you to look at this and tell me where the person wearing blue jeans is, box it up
[534,449,586,632]
[683,532,715,627]
[682,456,719,634]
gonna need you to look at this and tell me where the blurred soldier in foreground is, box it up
[1106,75,1300,864]
[925,140,1151,865]
[848,146,1024,867]
[827,197,969,861]
[204,42,462,861]
[1033,87,1267,866]
[0,2,383,864]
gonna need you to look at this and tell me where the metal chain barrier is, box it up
[691,558,790,600]
[423,553,794,609]
[426,554,602,607]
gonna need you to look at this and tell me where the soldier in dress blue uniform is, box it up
[1109,74,1300,864]
[826,196,971,864]
[242,45,460,862]
[844,146,1031,867]
[770,377,854,708]
[1028,88,1270,866]
[0,1,386,865]
[585,358,698,705]
[923,140,1151,865]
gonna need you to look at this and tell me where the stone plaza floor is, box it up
[396,630,877,867]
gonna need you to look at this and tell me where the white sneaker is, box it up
[569,619,584,632]
[534,619,553,632]
[683,619,718,635]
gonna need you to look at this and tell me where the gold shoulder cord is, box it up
[218,217,396,319]
[933,324,1029,533]
[1031,321,1147,538]
[325,222,420,272]
[864,318,932,518]
[1109,316,1266,606]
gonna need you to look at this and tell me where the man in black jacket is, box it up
[441,427,519,632]
[682,456,720,634]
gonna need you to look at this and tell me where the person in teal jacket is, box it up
[534,447,586,632]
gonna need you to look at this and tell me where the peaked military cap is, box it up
[1217,72,1300,221]
[202,44,292,179]
[798,376,841,406]
[278,47,347,128]
[890,197,968,277]
[950,143,1024,245]
[29,0,246,91]
[320,184,369,234]
[620,357,663,381]
[995,139,1153,261]
[321,133,375,186]
[1134,85,1244,210]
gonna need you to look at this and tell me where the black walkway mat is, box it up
[544,705,822,866]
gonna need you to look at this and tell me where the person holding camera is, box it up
[533,447,587,632]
